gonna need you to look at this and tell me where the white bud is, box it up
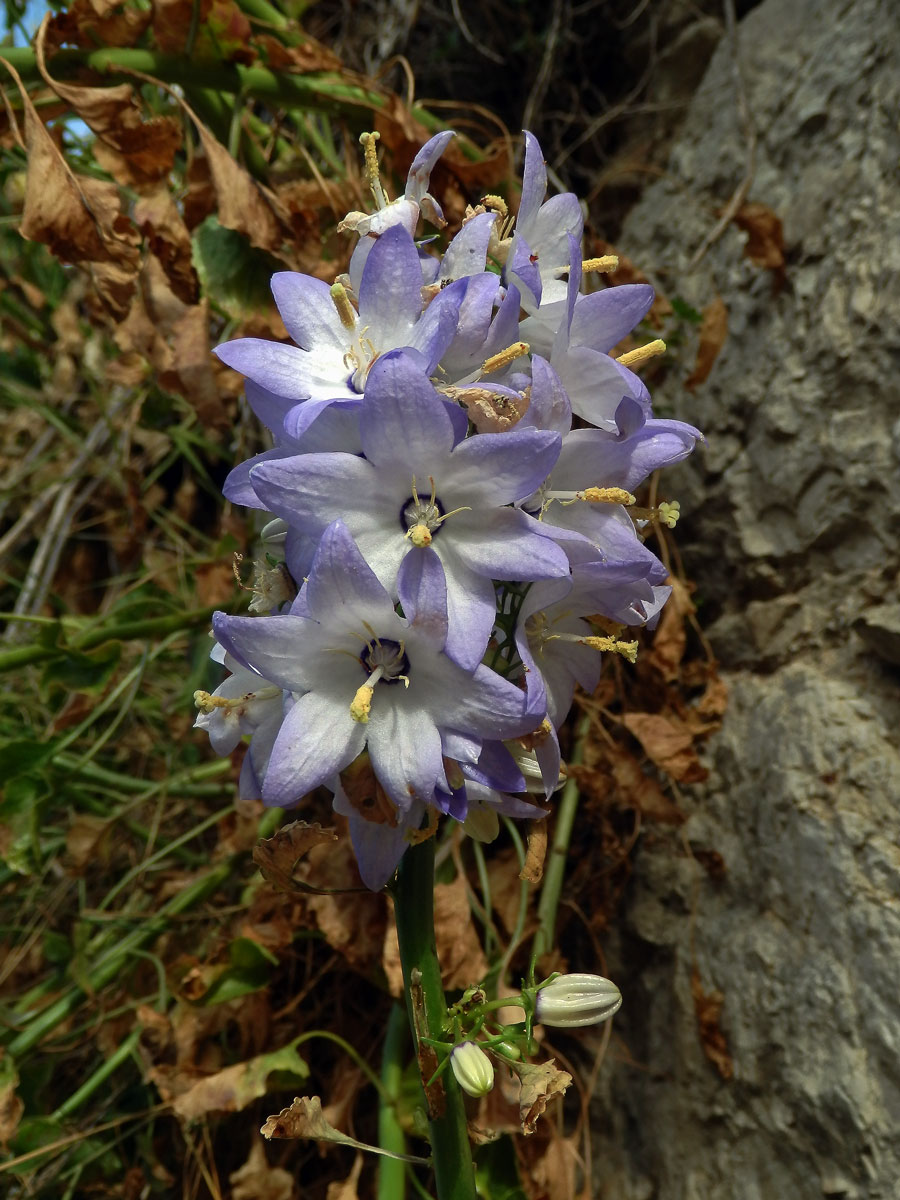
[449,1041,494,1098]
[534,973,622,1028]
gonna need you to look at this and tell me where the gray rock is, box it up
[590,1,900,1196]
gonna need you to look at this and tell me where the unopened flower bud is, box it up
[450,1041,494,1098]
[534,973,622,1028]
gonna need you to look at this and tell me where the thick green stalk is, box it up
[393,838,477,1200]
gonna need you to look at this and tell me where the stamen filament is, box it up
[193,686,280,714]
[616,339,666,369]
[359,131,388,210]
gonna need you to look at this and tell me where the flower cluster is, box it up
[195,130,700,889]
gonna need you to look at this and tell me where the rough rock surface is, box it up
[591,1,900,1196]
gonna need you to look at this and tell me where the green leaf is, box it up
[198,937,278,1006]
[670,295,703,323]
[193,216,284,315]
[475,1139,528,1200]
[0,739,53,780]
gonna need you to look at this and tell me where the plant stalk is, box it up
[393,838,477,1200]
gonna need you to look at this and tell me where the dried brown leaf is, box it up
[515,1059,572,1136]
[45,0,151,50]
[152,0,253,62]
[230,1139,297,1200]
[301,830,387,972]
[255,32,343,73]
[253,821,338,894]
[0,55,140,317]
[134,184,199,304]
[172,1042,308,1120]
[691,968,733,1079]
[621,712,709,784]
[36,20,181,189]
[261,1095,365,1149]
[434,872,489,990]
[646,579,690,682]
[607,751,685,825]
[734,202,785,272]
[325,1153,363,1200]
[520,821,548,884]
[685,295,728,391]
[65,814,112,872]
[515,1129,579,1200]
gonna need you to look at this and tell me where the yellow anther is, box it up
[330,282,357,329]
[193,689,223,714]
[350,683,374,724]
[657,500,681,528]
[579,636,639,663]
[482,341,529,375]
[582,255,619,274]
[408,523,433,547]
[616,339,666,370]
[480,194,509,219]
[576,486,636,506]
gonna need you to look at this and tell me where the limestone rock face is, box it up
[592,1,900,1196]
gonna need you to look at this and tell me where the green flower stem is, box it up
[0,604,235,675]
[51,1029,142,1121]
[377,1002,408,1200]
[0,47,385,120]
[533,712,589,963]
[393,838,477,1200]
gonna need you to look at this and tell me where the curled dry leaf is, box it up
[253,821,339,894]
[514,1059,573,1136]
[0,56,140,317]
[685,294,728,391]
[621,712,709,784]
[36,19,181,190]
[261,1095,424,1164]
